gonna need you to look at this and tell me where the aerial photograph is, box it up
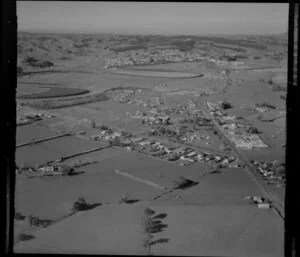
[14,2,288,256]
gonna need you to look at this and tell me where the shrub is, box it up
[57,164,74,176]
[144,207,155,216]
[220,100,233,110]
[72,197,89,211]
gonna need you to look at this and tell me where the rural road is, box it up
[199,98,285,220]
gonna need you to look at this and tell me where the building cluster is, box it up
[104,49,215,68]
[180,131,211,144]
[17,162,75,177]
[175,100,203,115]
[250,159,285,185]
[17,113,54,126]
[104,46,246,69]
[89,124,242,168]
[206,101,268,149]
[111,90,134,103]
[240,103,277,113]
[254,105,276,113]
[129,109,171,126]
[127,99,215,145]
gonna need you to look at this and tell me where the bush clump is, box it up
[72,197,89,211]
[23,56,53,68]
[246,126,261,134]
[172,176,198,189]
[220,100,233,110]
[57,163,74,176]
[27,215,52,227]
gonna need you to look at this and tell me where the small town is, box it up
[104,48,240,69]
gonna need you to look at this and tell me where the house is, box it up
[139,140,150,146]
[113,132,122,137]
[164,147,173,154]
[214,156,222,161]
[197,154,204,161]
[90,135,100,140]
[186,151,197,158]
[180,156,196,162]
[222,159,229,166]
[131,137,144,143]
[173,146,187,154]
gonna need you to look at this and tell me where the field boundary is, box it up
[16,133,72,148]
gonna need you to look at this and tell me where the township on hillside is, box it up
[15,32,286,256]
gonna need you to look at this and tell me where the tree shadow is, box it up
[150,238,169,246]
[17,233,35,242]
[79,202,102,211]
[119,198,140,204]
[210,169,222,174]
[124,199,140,204]
[174,180,199,190]
[150,220,163,226]
[72,198,102,212]
[68,170,85,176]
[152,213,167,220]
[148,223,168,234]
